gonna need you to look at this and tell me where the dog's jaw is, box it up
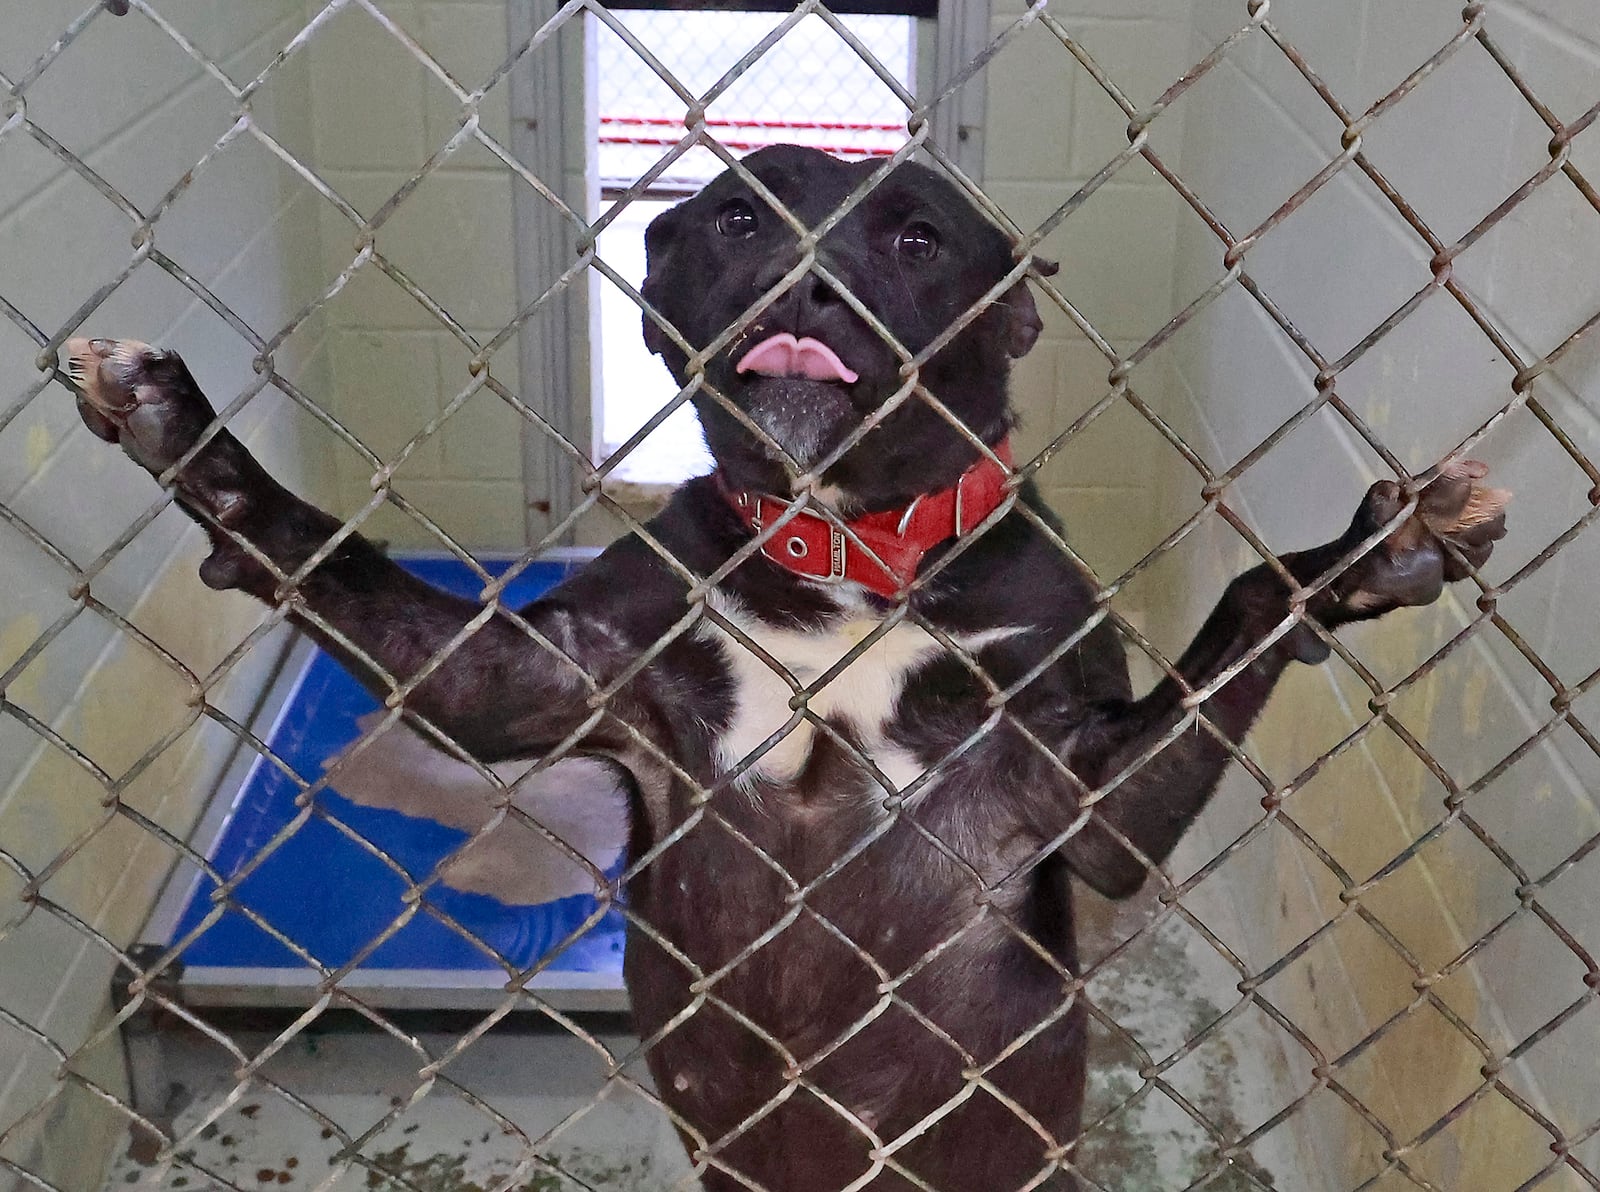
[729,330,869,474]
[703,367,1014,515]
[735,374,861,473]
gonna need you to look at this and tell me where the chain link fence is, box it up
[595,9,912,189]
[1,0,1598,1189]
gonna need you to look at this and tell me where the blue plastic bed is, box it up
[137,550,627,1013]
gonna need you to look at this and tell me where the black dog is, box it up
[67,144,1506,1190]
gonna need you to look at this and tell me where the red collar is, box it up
[716,440,1013,599]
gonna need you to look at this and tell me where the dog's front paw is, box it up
[64,337,224,477]
[1333,460,1510,617]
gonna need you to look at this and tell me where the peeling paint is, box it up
[104,1027,693,1191]
[1075,894,1291,1190]
[362,1142,657,1191]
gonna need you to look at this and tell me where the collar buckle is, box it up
[716,437,1012,599]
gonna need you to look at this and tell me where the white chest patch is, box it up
[697,589,1020,793]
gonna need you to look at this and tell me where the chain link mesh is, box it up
[1,0,1597,1189]
[595,9,911,189]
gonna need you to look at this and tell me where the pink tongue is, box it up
[735,333,859,384]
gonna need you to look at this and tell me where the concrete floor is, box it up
[106,1020,691,1191]
[105,888,1317,1192]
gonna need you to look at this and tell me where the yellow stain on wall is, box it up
[1368,352,1398,431]
[1457,664,1490,739]
[69,633,194,790]
[0,542,278,936]
[1233,601,1553,1184]
[1,614,44,706]
[1367,392,1393,432]
[25,423,52,472]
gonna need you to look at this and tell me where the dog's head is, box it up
[640,144,1052,508]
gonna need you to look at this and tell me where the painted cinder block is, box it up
[1163,0,1600,1177]
[0,7,341,1182]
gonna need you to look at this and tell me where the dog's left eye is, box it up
[895,221,940,260]
[716,199,760,238]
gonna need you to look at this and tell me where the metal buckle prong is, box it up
[895,494,924,537]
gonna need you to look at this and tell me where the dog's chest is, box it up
[695,590,934,791]
[697,589,1007,793]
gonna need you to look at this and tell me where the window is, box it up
[590,8,921,486]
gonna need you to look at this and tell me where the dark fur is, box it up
[66,145,1505,1190]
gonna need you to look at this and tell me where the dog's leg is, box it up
[64,338,624,760]
[1057,465,1509,897]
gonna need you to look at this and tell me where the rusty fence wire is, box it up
[1,0,1599,1189]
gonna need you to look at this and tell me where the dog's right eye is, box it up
[895,221,941,260]
[716,199,760,238]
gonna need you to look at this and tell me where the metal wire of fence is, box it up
[0,0,1597,1189]
[595,9,912,189]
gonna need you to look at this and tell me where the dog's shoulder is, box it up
[909,480,1133,707]
[529,478,736,637]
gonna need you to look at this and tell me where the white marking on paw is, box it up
[327,714,628,905]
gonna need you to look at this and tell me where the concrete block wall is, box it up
[300,0,538,552]
[987,0,1199,586]
[0,4,338,1187]
[1152,0,1600,1184]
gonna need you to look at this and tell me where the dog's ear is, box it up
[641,204,686,360]
[1002,257,1059,359]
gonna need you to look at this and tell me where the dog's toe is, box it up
[1418,460,1511,541]
[74,393,122,444]
[1416,461,1510,583]
[64,337,157,415]
[62,337,219,476]
[1334,463,1512,616]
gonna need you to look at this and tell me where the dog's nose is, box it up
[756,267,844,330]
[801,274,841,311]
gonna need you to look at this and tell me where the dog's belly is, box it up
[629,749,1086,1189]
[628,843,1087,1192]
[642,586,1083,1187]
